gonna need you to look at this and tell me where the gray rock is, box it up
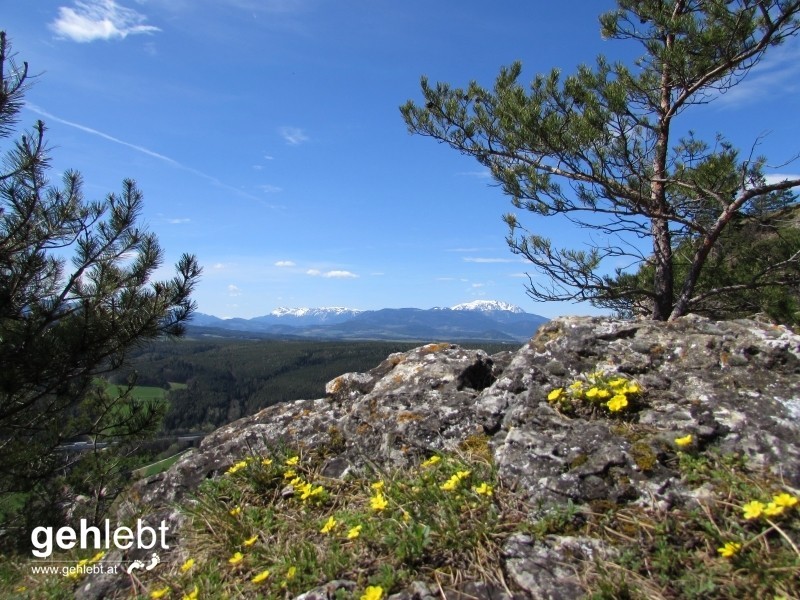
[85,315,800,599]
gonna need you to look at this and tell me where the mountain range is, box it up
[190,300,548,342]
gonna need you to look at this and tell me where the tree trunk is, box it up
[651,215,673,320]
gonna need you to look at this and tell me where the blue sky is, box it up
[5,1,800,318]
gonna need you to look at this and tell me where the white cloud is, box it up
[279,126,309,145]
[463,257,520,264]
[715,44,800,107]
[306,269,359,279]
[50,0,160,43]
[275,260,296,267]
[258,184,283,193]
[167,217,191,224]
[764,173,800,185]
[227,284,242,297]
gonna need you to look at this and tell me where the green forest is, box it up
[111,336,513,434]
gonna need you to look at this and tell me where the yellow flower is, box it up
[251,570,271,584]
[261,458,273,466]
[182,586,199,600]
[717,541,741,558]
[347,525,362,539]
[596,389,611,399]
[361,585,383,600]
[401,510,411,522]
[585,387,599,399]
[773,493,799,508]
[420,455,441,468]
[606,395,628,412]
[440,475,460,491]
[243,535,259,547]
[370,492,388,511]
[286,566,297,580]
[625,382,642,394]
[283,469,297,479]
[674,434,693,447]
[743,500,765,520]
[228,552,244,565]
[371,480,385,492]
[89,551,105,563]
[226,460,248,475]
[455,470,471,479]
[473,482,493,496]
[229,506,241,516]
[609,378,628,389]
[290,476,304,486]
[569,381,584,393]
[320,515,337,534]
[151,587,171,599]
[285,456,300,466]
[763,502,785,517]
[301,483,324,501]
[547,388,563,402]
[180,558,195,573]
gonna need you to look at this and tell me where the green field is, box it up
[103,381,186,402]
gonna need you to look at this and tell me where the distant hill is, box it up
[190,302,548,342]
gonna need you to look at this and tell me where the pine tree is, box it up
[0,31,202,498]
[401,1,800,320]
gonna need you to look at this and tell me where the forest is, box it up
[112,336,514,433]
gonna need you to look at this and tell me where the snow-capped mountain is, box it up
[450,300,525,313]
[190,301,547,342]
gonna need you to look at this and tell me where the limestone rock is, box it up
[87,315,800,599]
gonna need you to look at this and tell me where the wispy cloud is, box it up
[279,126,309,145]
[50,0,160,43]
[228,284,242,297]
[764,173,800,185]
[306,269,359,279]
[258,184,283,193]
[25,103,264,203]
[463,257,520,264]
[274,260,296,267]
[167,217,191,224]
[715,44,800,107]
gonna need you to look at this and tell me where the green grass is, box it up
[132,450,190,479]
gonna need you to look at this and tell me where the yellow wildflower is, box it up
[252,570,270,584]
[89,551,105,563]
[420,455,441,468]
[243,535,259,547]
[455,470,471,479]
[226,460,248,475]
[301,483,324,501]
[151,587,171,599]
[180,558,195,573]
[743,500,765,520]
[717,541,741,558]
[607,395,628,412]
[361,585,384,600]
[229,506,241,516]
[473,482,493,496]
[674,434,693,447]
[547,388,563,402]
[283,469,297,479]
[585,387,600,399]
[320,515,337,534]
[261,458,273,466]
[440,475,460,491]
[371,480,385,492]
[285,456,300,466]
[370,492,388,511]
[228,552,244,565]
[182,586,199,600]
[569,381,584,393]
[763,502,785,517]
[625,382,642,394]
[773,493,799,508]
[596,389,611,399]
[401,510,411,522]
[347,525,362,539]
[290,476,304,486]
[285,565,297,581]
[608,378,628,389]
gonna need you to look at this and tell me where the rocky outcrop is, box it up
[78,315,800,599]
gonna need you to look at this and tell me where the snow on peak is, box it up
[450,300,525,313]
[270,307,361,318]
